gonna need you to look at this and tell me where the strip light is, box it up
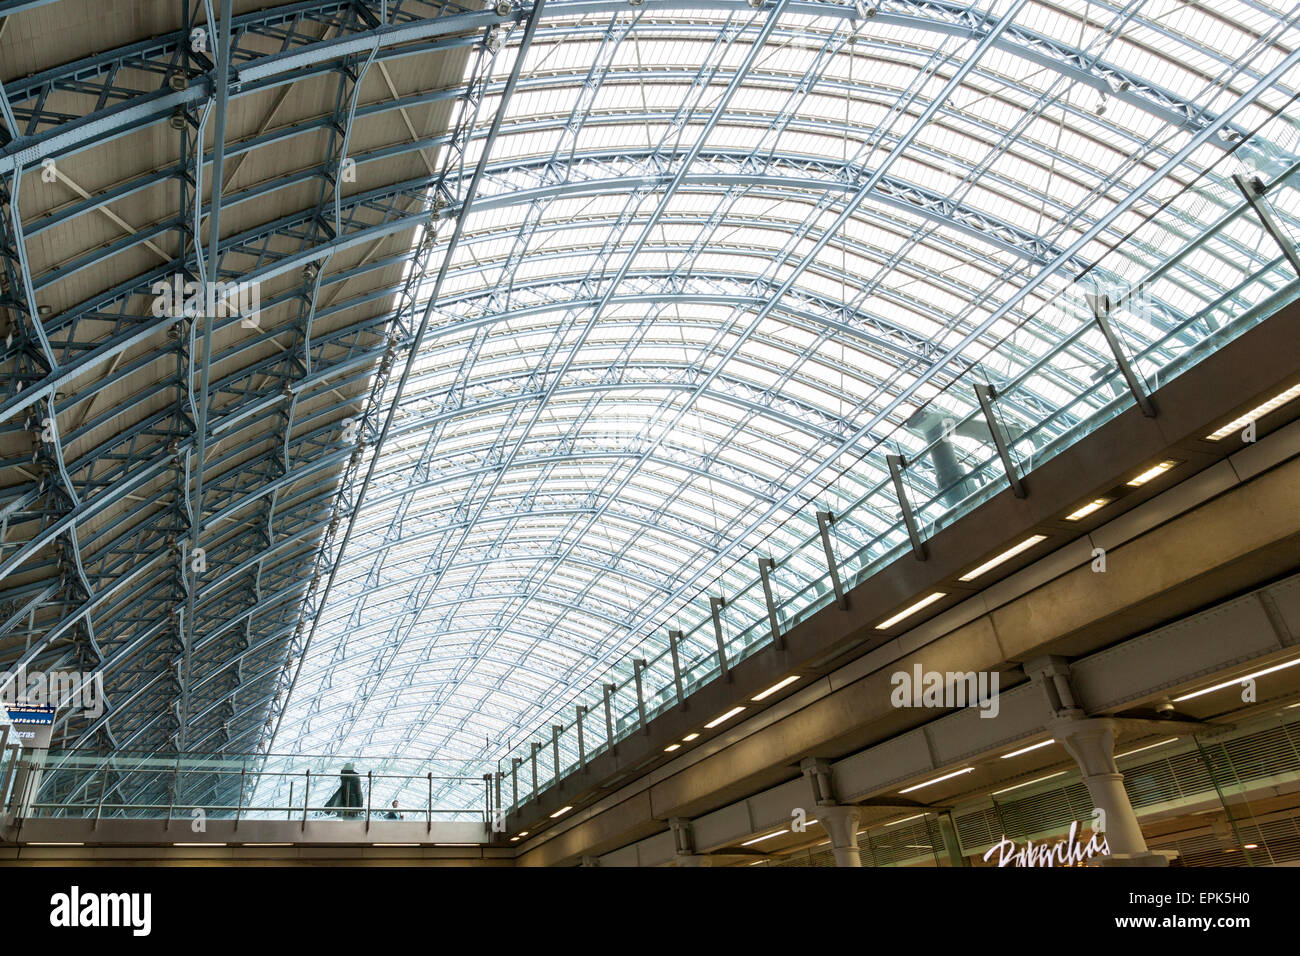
[898,766,973,794]
[704,706,746,728]
[876,592,946,630]
[959,535,1048,582]
[549,805,573,818]
[1127,459,1179,487]
[741,829,788,846]
[682,733,699,741]
[1065,497,1110,521]
[1000,739,1055,758]
[991,771,1066,796]
[1173,657,1300,702]
[1115,738,1177,759]
[752,675,799,701]
[1205,383,1300,440]
[664,743,681,752]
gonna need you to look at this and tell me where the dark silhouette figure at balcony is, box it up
[324,762,363,818]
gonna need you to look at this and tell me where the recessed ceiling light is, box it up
[1065,497,1111,521]
[682,733,699,741]
[741,829,787,846]
[1172,657,1300,702]
[1000,739,1055,758]
[752,675,799,701]
[664,743,681,752]
[704,706,745,728]
[1205,383,1300,440]
[1126,459,1179,487]
[549,806,573,819]
[958,535,1048,582]
[898,767,973,794]
[875,592,946,630]
[517,831,529,837]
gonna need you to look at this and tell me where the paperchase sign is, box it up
[983,821,1110,867]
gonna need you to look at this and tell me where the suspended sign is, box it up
[983,820,1110,867]
[5,703,56,749]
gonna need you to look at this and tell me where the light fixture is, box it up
[374,843,420,847]
[1000,739,1055,758]
[26,842,84,846]
[173,843,226,847]
[884,814,923,827]
[664,743,681,752]
[1126,459,1179,487]
[1205,383,1300,440]
[517,831,529,837]
[991,771,1066,796]
[898,767,973,794]
[752,675,799,701]
[682,733,699,741]
[510,837,520,842]
[1173,657,1300,702]
[1065,497,1111,521]
[959,535,1048,582]
[549,806,573,819]
[1244,843,1259,850]
[875,592,945,630]
[704,706,745,729]
[741,829,787,846]
[241,843,292,847]
[1115,738,1177,759]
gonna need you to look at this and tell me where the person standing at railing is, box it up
[384,799,402,820]
[323,762,363,818]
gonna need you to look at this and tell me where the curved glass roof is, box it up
[267,0,1300,776]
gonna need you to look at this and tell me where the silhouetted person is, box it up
[324,762,363,818]
[384,799,402,821]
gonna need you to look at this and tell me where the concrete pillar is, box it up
[800,756,862,867]
[1049,716,1167,867]
[1026,656,1166,868]
[819,804,862,867]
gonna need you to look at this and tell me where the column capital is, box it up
[817,804,863,867]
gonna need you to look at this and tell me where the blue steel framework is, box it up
[1,0,1299,816]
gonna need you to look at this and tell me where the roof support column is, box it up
[800,756,861,866]
[1026,657,1167,867]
